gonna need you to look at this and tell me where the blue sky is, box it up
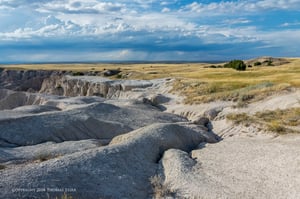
[0,0,300,63]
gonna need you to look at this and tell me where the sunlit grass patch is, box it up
[266,121,287,133]
[173,79,292,104]
[226,108,300,134]
[226,113,254,126]
[255,108,300,127]
[171,59,300,104]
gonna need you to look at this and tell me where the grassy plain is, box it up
[2,57,300,104]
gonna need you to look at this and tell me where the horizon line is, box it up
[0,60,228,65]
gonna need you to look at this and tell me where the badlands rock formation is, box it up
[0,69,58,91]
[0,69,299,199]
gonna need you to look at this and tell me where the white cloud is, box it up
[180,0,300,15]
[161,7,170,13]
[0,0,299,62]
[259,29,300,45]
[160,2,169,6]
[0,0,293,45]
[36,0,126,14]
[280,21,300,27]
[0,15,84,40]
[44,15,62,25]
[0,5,12,10]
[255,0,300,10]
[0,25,64,39]
[223,18,252,25]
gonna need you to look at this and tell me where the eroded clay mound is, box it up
[0,123,217,199]
[0,98,187,147]
[160,137,300,199]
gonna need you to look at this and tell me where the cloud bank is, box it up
[0,0,299,62]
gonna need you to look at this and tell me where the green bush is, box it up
[264,60,273,66]
[224,60,246,71]
[72,71,84,76]
[254,61,262,66]
[116,74,122,79]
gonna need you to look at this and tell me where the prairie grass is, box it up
[170,59,300,104]
[227,108,300,134]
[266,121,287,133]
[255,108,300,127]
[226,113,254,126]
[2,58,300,104]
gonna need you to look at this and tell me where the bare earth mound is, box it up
[0,123,218,199]
[161,136,300,199]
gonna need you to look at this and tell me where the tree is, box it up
[254,61,261,66]
[224,60,246,71]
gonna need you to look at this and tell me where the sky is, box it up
[0,0,300,63]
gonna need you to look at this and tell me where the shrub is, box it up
[266,60,273,66]
[116,74,123,79]
[0,164,6,170]
[208,65,217,68]
[72,71,84,76]
[224,60,246,71]
[254,61,262,66]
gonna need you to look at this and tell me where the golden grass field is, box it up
[2,57,300,105]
